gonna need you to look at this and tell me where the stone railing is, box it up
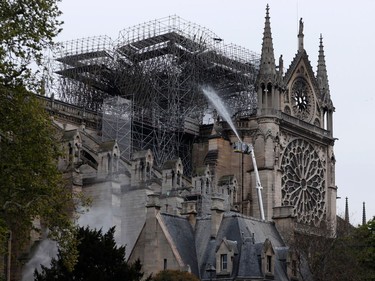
[36,95,101,129]
[280,112,331,137]
[37,95,201,136]
[258,108,331,137]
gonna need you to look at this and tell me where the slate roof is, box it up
[194,212,290,281]
[150,210,292,280]
[237,241,262,278]
[275,247,289,280]
[159,214,199,276]
[194,217,213,278]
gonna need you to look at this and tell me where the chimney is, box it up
[211,196,225,239]
[146,193,161,219]
[272,206,296,243]
[181,201,197,230]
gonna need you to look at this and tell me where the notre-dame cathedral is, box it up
[31,5,335,280]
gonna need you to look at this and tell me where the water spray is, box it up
[201,86,242,142]
[201,86,265,221]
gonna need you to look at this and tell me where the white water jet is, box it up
[202,86,241,142]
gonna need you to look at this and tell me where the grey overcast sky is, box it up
[56,0,375,225]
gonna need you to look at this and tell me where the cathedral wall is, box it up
[192,142,208,175]
[240,134,255,216]
[241,121,280,220]
[79,181,121,238]
[249,170,275,221]
[214,138,236,188]
[326,145,337,232]
[121,187,151,258]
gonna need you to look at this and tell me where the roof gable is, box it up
[263,238,275,256]
[284,50,320,98]
[217,238,239,254]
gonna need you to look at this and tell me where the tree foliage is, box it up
[0,0,62,87]
[0,87,78,270]
[151,270,199,281]
[349,217,375,281]
[292,217,375,281]
[0,0,81,277]
[34,226,150,281]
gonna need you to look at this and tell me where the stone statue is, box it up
[299,18,304,35]
[279,55,283,74]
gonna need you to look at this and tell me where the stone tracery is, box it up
[281,139,326,226]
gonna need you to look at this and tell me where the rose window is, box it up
[291,78,314,122]
[281,139,326,226]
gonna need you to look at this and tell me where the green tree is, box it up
[152,270,199,281]
[0,87,79,271]
[34,226,150,281]
[350,217,375,281]
[0,0,80,278]
[0,0,62,87]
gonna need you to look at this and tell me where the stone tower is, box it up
[251,8,336,229]
[193,6,337,231]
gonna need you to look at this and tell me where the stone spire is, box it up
[317,34,331,104]
[259,4,276,76]
[362,202,367,225]
[317,34,334,135]
[298,18,304,52]
[345,197,349,224]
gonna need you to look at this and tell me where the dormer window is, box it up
[220,254,227,271]
[216,238,238,276]
[262,239,275,277]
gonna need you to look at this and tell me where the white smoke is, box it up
[21,239,58,281]
[22,203,120,280]
[78,205,114,234]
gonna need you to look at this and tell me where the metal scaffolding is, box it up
[102,96,132,159]
[53,16,260,174]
